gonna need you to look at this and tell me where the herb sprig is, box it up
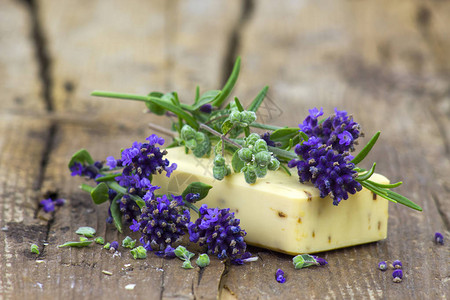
[90,57,421,211]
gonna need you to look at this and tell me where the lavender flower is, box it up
[132,194,190,251]
[40,198,55,213]
[378,261,387,271]
[39,197,65,213]
[392,260,402,269]
[113,134,176,190]
[188,204,246,260]
[392,269,403,283]
[435,232,444,245]
[70,161,104,179]
[231,252,258,265]
[199,103,213,114]
[312,255,328,266]
[110,241,119,251]
[275,269,286,283]
[288,137,362,205]
[261,132,276,147]
[185,193,200,203]
[299,108,362,153]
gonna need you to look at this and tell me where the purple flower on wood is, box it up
[188,204,246,260]
[40,198,55,213]
[136,194,190,251]
[288,137,361,205]
[299,108,361,153]
[275,269,286,283]
[435,232,444,245]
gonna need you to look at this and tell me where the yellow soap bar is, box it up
[152,147,389,255]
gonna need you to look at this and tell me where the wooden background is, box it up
[1,0,449,299]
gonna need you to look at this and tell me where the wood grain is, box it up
[1,0,449,299]
[0,0,43,113]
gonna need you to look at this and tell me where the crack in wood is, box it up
[217,260,230,298]
[221,0,255,87]
[19,0,54,112]
[431,192,450,230]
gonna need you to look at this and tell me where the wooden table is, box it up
[1,1,448,299]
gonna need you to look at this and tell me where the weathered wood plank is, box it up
[0,117,53,299]
[222,0,450,298]
[38,0,240,123]
[0,0,44,113]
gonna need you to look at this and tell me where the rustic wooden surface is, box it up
[0,0,448,299]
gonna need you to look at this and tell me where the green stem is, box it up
[250,122,283,131]
[268,146,297,161]
[107,181,146,209]
[199,123,242,149]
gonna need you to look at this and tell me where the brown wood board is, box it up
[1,0,449,299]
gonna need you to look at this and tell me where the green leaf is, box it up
[249,122,282,131]
[368,181,403,189]
[356,163,376,181]
[90,182,110,205]
[181,182,213,201]
[58,240,93,248]
[80,183,94,193]
[385,190,422,211]
[270,127,298,140]
[268,146,297,161]
[351,131,380,165]
[212,57,241,107]
[194,86,200,105]
[75,226,96,238]
[122,236,136,249]
[299,131,309,142]
[231,151,245,173]
[279,163,292,176]
[248,86,269,112]
[110,193,123,233]
[145,91,166,115]
[191,90,221,110]
[131,246,147,259]
[31,244,39,255]
[68,149,94,168]
[148,96,199,130]
[95,237,105,245]
[95,173,121,182]
[234,97,245,112]
[221,120,233,134]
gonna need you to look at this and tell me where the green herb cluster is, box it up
[90,57,421,211]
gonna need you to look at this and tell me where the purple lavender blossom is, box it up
[299,107,361,153]
[40,198,55,213]
[275,269,286,283]
[392,269,403,283]
[113,134,177,189]
[185,193,200,203]
[312,255,328,266]
[135,194,190,251]
[40,198,65,213]
[199,103,213,114]
[106,156,118,169]
[435,232,444,245]
[155,245,177,258]
[110,241,119,251]
[69,161,104,179]
[261,132,276,147]
[392,260,402,269]
[231,252,258,265]
[188,204,247,260]
[288,137,362,205]
[378,261,387,271]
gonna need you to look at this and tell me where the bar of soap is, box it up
[152,147,389,255]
